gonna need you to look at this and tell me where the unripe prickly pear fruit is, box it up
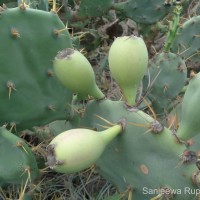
[46,123,123,173]
[53,48,105,100]
[108,36,148,106]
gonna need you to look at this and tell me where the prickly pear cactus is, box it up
[114,0,171,24]
[1,0,199,198]
[79,99,199,200]
[0,127,39,186]
[143,52,187,114]
[0,6,73,130]
[77,0,112,18]
[177,72,200,141]
[171,15,200,70]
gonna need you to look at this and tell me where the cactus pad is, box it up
[77,0,112,18]
[0,7,73,130]
[0,127,39,186]
[79,99,198,199]
[143,52,187,114]
[177,72,200,141]
[171,16,200,70]
[114,0,171,24]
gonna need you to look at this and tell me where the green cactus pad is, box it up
[177,72,200,141]
[0,7,73,130]
[77,0,112,18]
[114,0,171,24]
[0,127,39,186]
[143,52,187,114]
[171,16,200,69]
[79,99,198,199]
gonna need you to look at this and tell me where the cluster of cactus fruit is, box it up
[1,0,200,199]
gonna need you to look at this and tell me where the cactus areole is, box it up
[53,48,105,100]
[108,36,148,106]
[46,121,125,173]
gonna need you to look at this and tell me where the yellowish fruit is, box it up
[108,36,148,106]
[53,48,105,100]
[47,124,122,173]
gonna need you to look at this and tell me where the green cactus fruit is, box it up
[0,127,39,186]
[108,36,148,106]
[53,48,105,100]
[177,72,200,141]
[47,124,123,173]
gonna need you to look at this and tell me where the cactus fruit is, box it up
[0,127,39,186]
[0,6,73,130]
[108,36,148,106]
[143,52,187,114]
[46,122,124,173]
[53,48,105,100]
[78,99,198,200]
[177,72,200,141]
